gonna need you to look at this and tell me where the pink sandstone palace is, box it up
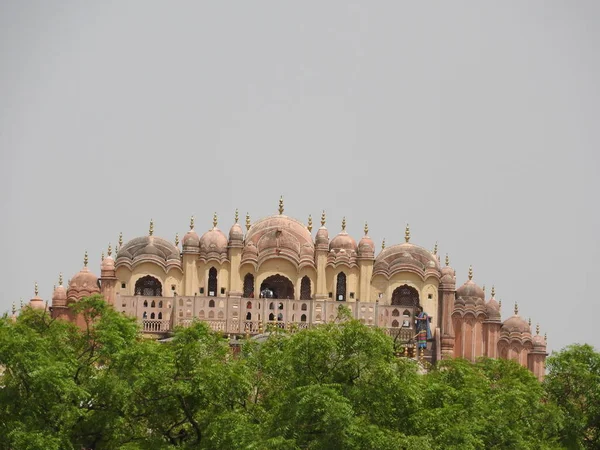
[23,198,548,380]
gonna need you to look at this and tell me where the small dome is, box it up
[101,255,115,271]
[199,227,229,261]
[29,284,45,309]
[456,278,485,301]
[316,226,329,247]
[52,277,67,308]
[68,266,100,301]
[485,298,501,321]
[229,222,244,244]
[532,333,546,350]
[182,230,200,252]
[373,242,440,279]
[330,231,357,253]
[501,315,531,334]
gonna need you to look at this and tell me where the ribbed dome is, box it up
[68,266,100,301]
[315,227,329,247]
[199,227,229,261]
[101,255,115,271]
[358,235,375,258]
[373,242,440,279]
[52,284,67,308]
[485,297,501,321]
[456,279,485,300]
[532,333,546,350]
[182,230,200,252]
[116,236,182,271]
[501,315,531,334]
[242,214,315,269]
[229,222,244,245]
[330,231,358,253]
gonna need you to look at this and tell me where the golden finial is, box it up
[544,332,547,342]
[468,265,473,280]
[235,209,239,223]
[278,196,284,215]
[405,223,410,243]
[245,212,251,231]
[528,317,532,326]
[149,219,154,236]
[118,232,123,248]
[34,282,39,296]
[381,238,386,250]
[59,273,63,286]
[101,251,105,261]
[307,215,313,232]
[482,285,486,296]
[107,243,112,257]
[84,251,88,267]
[498,299,502,309]
[20,298,23,308]
[321,210,326,227]
[12,302,16,315]
[445,254,450,266]
[491,285,496,297]
[433,241,438,255]
[212,212,218,228]
[175,233,179,247]
[364,222,369,235]
[514,302,519,315]
[341,217,346,231]
[190,216,195,230]
[536,323,540,335]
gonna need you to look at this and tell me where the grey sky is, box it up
[1,1,599,353]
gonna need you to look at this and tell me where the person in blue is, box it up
[415,306,431,349]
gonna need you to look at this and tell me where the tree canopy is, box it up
[0,296,595,449]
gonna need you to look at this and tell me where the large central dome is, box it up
[116,236,182,272]
[373,242,440,279]
[242,214,315,269]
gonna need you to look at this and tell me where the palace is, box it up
[25,198,547,380]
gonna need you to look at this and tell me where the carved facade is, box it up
[33,202,547,380]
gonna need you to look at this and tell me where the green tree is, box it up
[545,344,600,449]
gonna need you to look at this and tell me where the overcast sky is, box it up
[1,1,598,353]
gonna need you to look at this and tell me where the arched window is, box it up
[158,312,163,320]
[392,309,400,317]
[178,310,183,317]
[158,300,163,308]
[269,313,275,321]
[208,267,218,296]
[316,314,322,321]
[300,276,311,300]
[246,312,252,320]
[301,303,308,311]
[209,299,215,308]
[277,313,283,321]
[278,302,284,310]
[186,298,192,306]
[391,285,420,307]
[336,272,347,301]
[135,276,162,296]
[151,300,156,308]
[143,300,148,307]
[199,310,205,319]
[218,311,224,319]
[243,273,255,298]
[269,302,274,310]
[186,309,192,317]
[403,309,410,317]
[246,301,252,309]
[208,310,214,319]
[143,311,147,319]
[392,319,399,328]
[150,312,155,319]
[301,314,307,322]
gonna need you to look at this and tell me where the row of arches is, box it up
[142,311,164,319]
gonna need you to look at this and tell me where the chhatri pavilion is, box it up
[22,198,548,380]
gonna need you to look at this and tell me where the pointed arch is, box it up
[243,273,255,298]
[135,275,162,296]
[208,267,218,296]
[391,285,419,307]
[336,272,347,301]
[300,276,312,300]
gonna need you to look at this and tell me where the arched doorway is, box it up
[336,272,347,301]
[391,285,420,307]
[208,267,218,296]
[243,273,255,298]
[135,275,162,296]
[300,276,311,300]
[260,274,294,299]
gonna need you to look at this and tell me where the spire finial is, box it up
[213,212,218,228]
[381,238,386,250]
[101,251,105,261]
[84,251,88,267]
[445,253,450,266]
[175,233,179,247]
[59,273,63,286]
[536,323,540,335]
[12,301,16,315]
[307,215,313,233]
[278,196,284,215]
[245,212,251,231]
[364,222,369,235]
[321,210,326,227]
[544,332,547,342]
[491,285,496,297]
[433,241,438,255]
[498,299,502,309]
[107,243,112,257]
[190,215,195,230]
[149,219,154,236]
[483,284,486,295]
[235,209,239,223]
[118,232,123,248]
[20,298,23,309]
[34,282,38,296]
[405,223,410,243]
[468,265,473,280]
[341,217,346,231]
[528,317,532,326]
[514,302,519,315]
